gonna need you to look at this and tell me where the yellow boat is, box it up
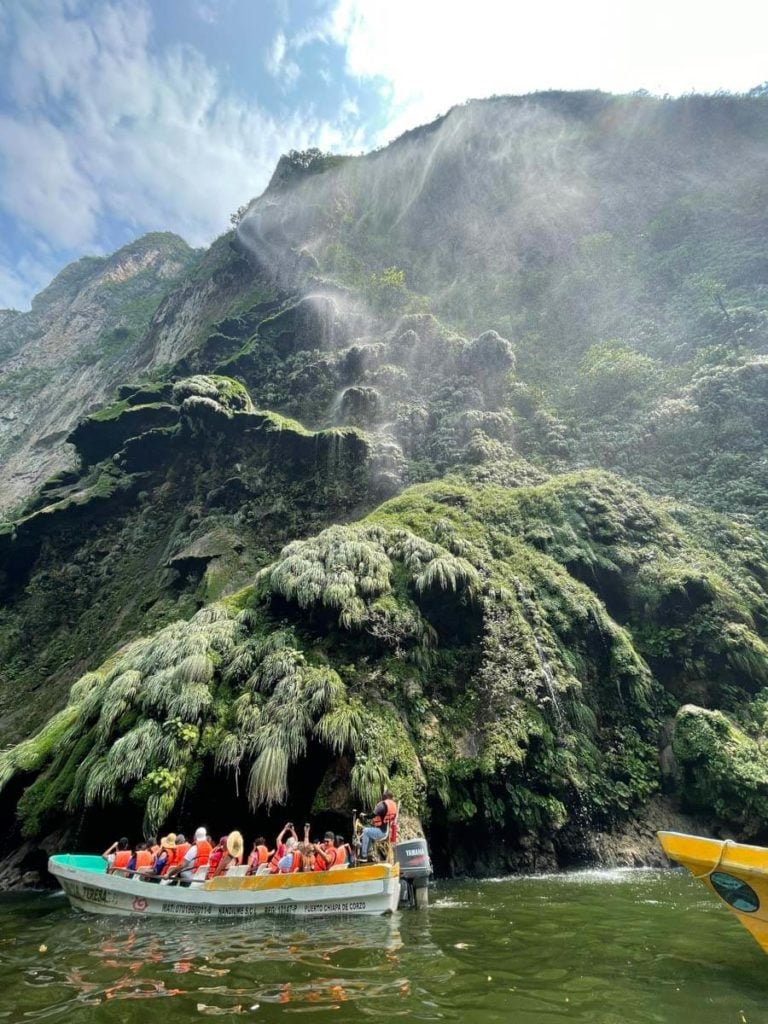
[658,830,768,953]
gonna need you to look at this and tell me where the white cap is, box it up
[194,827,207,842]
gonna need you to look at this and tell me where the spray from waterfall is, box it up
[512,577,564,724]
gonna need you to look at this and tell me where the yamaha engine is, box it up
[395,837,432,909]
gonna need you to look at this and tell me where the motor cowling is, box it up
[395,837,431,880]
[395,838,431,908]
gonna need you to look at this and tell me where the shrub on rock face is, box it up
[337,386,382,426]
[461,330,516,378]
[172,375,253,412]
[673,703,768,833]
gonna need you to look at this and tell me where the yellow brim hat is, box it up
[227,830,244,860]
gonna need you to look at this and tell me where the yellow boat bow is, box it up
[658,830,768,953]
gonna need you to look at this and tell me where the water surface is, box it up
[0,869,764,1022]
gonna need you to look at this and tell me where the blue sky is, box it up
[2,0,768,309]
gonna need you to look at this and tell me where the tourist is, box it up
[298,841,315,872]
[206,836,228,879]
[269,822,298,873]
[216,831,244,875]
[358,791,398,862]
[132,842,154,874]
[152,837,171,876]
[247,836,270,874]
[313,831,338,871]
[166,827,211,882]
[102,837,132,874]
[158,833,178,875]
[277,837,302,873]
[334,835,351,867]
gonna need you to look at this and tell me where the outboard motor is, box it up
[395,837,432,909]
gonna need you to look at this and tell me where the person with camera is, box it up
[268,821,298,873]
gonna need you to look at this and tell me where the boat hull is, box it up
[49,855,400,919]
[658,830,768,953]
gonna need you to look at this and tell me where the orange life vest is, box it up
[162,845,184,873]
[334,844,349,867]
[194,839,212,870]
[150,844,161,857]
[135,850,153,870]
[269,844,286,874]
[176,842,191,863]
[112,850,131,870]
[255,844,269,865]
[313,846,332,872]
[280,851,302,874]
[372,798,398,828]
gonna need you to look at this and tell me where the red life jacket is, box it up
[206,848,224,879]
[372,799,398,829]
[269,843,286,874]
[313,846,332,872]
[162,846,182,873]
[194,839,212,870]
[111,850,131,871]
[135,850,153,870]
[176,842,191,862]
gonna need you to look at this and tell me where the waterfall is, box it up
[512,578,564,723]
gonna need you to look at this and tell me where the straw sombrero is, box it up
[162,833,177,849]
[227,830,244,860]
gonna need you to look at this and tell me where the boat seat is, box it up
[253,864,270,876]
[189,866,209,883]
[225,865,249,877]
[329,864,348,871]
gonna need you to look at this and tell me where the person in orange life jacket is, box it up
[277,837,302,873]
[358,790,398,861]
[312,831,339,870]
[174,833,191,862]
[269,822,298,873]
[334,835,351,867]
[247,836,271,873]
[150,836,172,877]
[103,837,132,874]
[217,831,244,875]
[146,836,161,857]
[158,833,179,874]
[130,843,154,874]
[206,837,228,880]
[166,827,211,882]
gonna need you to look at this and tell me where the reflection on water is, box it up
[1,870,767,1022]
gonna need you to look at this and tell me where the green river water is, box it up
[0,869,765,1023]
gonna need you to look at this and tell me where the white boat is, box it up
[48,854,400,918]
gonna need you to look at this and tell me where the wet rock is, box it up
[337,386,382,426]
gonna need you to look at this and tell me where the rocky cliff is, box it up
[3,92,768,879]
[0,233,200,512]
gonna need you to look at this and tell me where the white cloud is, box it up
[0,0,353,308]
[265,29,300,86]
[327,0,768,142]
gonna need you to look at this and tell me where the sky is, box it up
[2,0,768,310]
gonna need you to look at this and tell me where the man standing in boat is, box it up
[358,791,398,862]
